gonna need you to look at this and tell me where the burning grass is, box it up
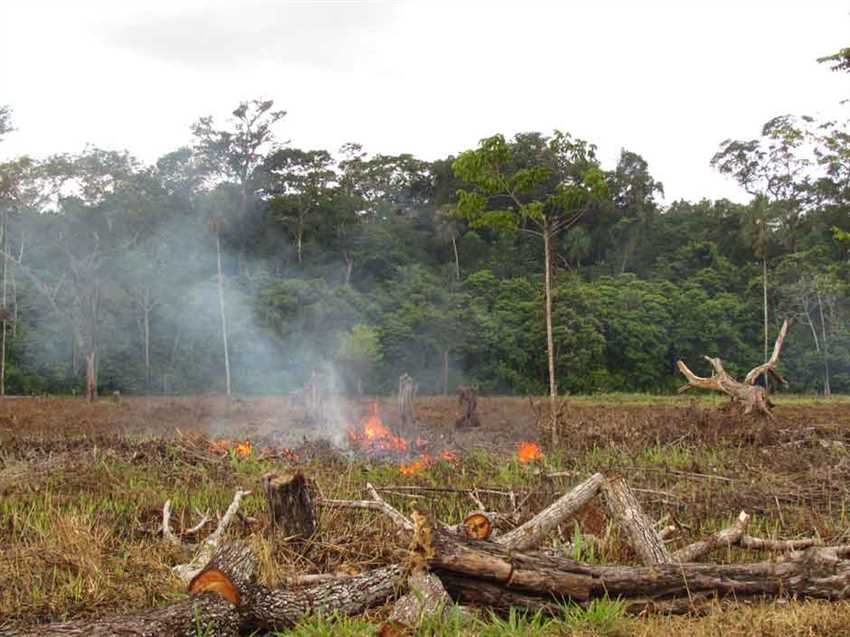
[1,395,850,634]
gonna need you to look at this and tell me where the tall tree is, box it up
[607,150,664,273]
[453,132,607,444]
[263,148,336,264]
[191,99,286,271]
[712,116,810,388]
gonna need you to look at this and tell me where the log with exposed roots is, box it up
[677,319,789,417]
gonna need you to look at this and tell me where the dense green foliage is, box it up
[0,101,848,397]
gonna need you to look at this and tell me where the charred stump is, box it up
[398,373,417,427]
[454,385,480,429]
[263,472,316,541]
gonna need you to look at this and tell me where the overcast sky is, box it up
[2,0,848,202]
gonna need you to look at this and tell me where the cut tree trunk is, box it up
[398,373,416,427]
[602,476,672,565]
[677,319,789,417]
[496,473,604,550]
[424,528,850,608]
[263,471,316,541]
[454,384,480,429]
[21,541,403,636]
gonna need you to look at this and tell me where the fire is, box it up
[234,440,253,458]
[440,450,459,464]
[517,441,542,463]
[348,401,460,474]
[348,402,408,453]
[400,454,432,475]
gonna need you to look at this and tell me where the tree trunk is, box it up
[454,385,480,430]
[425,530,850,608]
[262,472,316,541]
[343,251,354,286]
[451,234,460,280]
[816,284,831,396]
[601,477,672,565]
[762,256,770,392]
[677,319,788,417]
[21,541,402,636]
[542,220,558,446]
[442,349,449,396]
[84,351,97,401]
[143,289,151,391]
[1,207,6,397]
[296,221,304,264]
[495,473,604,550]
[216,233,232,395]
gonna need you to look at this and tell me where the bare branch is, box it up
[744,319,790,385]
[672,511,751,562]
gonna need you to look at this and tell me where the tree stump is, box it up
[262,472,316,541]
[454,385,480,429]
[398,373,417,427]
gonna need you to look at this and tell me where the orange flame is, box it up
[348,402,408,453]
[440,450,459,464]
[234,440,253,458]
[400,453,433,475]
[517,441,542,463]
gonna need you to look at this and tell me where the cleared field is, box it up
[1,394,850,635]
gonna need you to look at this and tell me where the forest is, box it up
[0,95,848,399]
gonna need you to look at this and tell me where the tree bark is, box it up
[496,473,604,550]
[671,511,750,562]
[84,351,97,401]
[1,207,6,398]
[677,319,788,417]
[763,256,770,392]
[263,471,316,541]
[425,530,850,606]
[542,220,558,447]
[816,283,831,396]
[601,476,672,565]
[216,232,232,395]
[451,234,460,280]
[454,385,480,429]
[21,541,402,636]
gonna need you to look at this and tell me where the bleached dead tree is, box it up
[677,319,789,417]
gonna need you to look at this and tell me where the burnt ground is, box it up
[1,394,850,634]
[2,393,850,528]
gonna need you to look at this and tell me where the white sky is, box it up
[1,0,848,202]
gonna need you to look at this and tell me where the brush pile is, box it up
[21,469,850,637]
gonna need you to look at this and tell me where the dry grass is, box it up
[1,394,849,634]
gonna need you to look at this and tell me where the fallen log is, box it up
[672,511,751,562]
[495,473,605,550]
[21,541,404,636]
[602,476,672,565]
[425,527,850,606]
